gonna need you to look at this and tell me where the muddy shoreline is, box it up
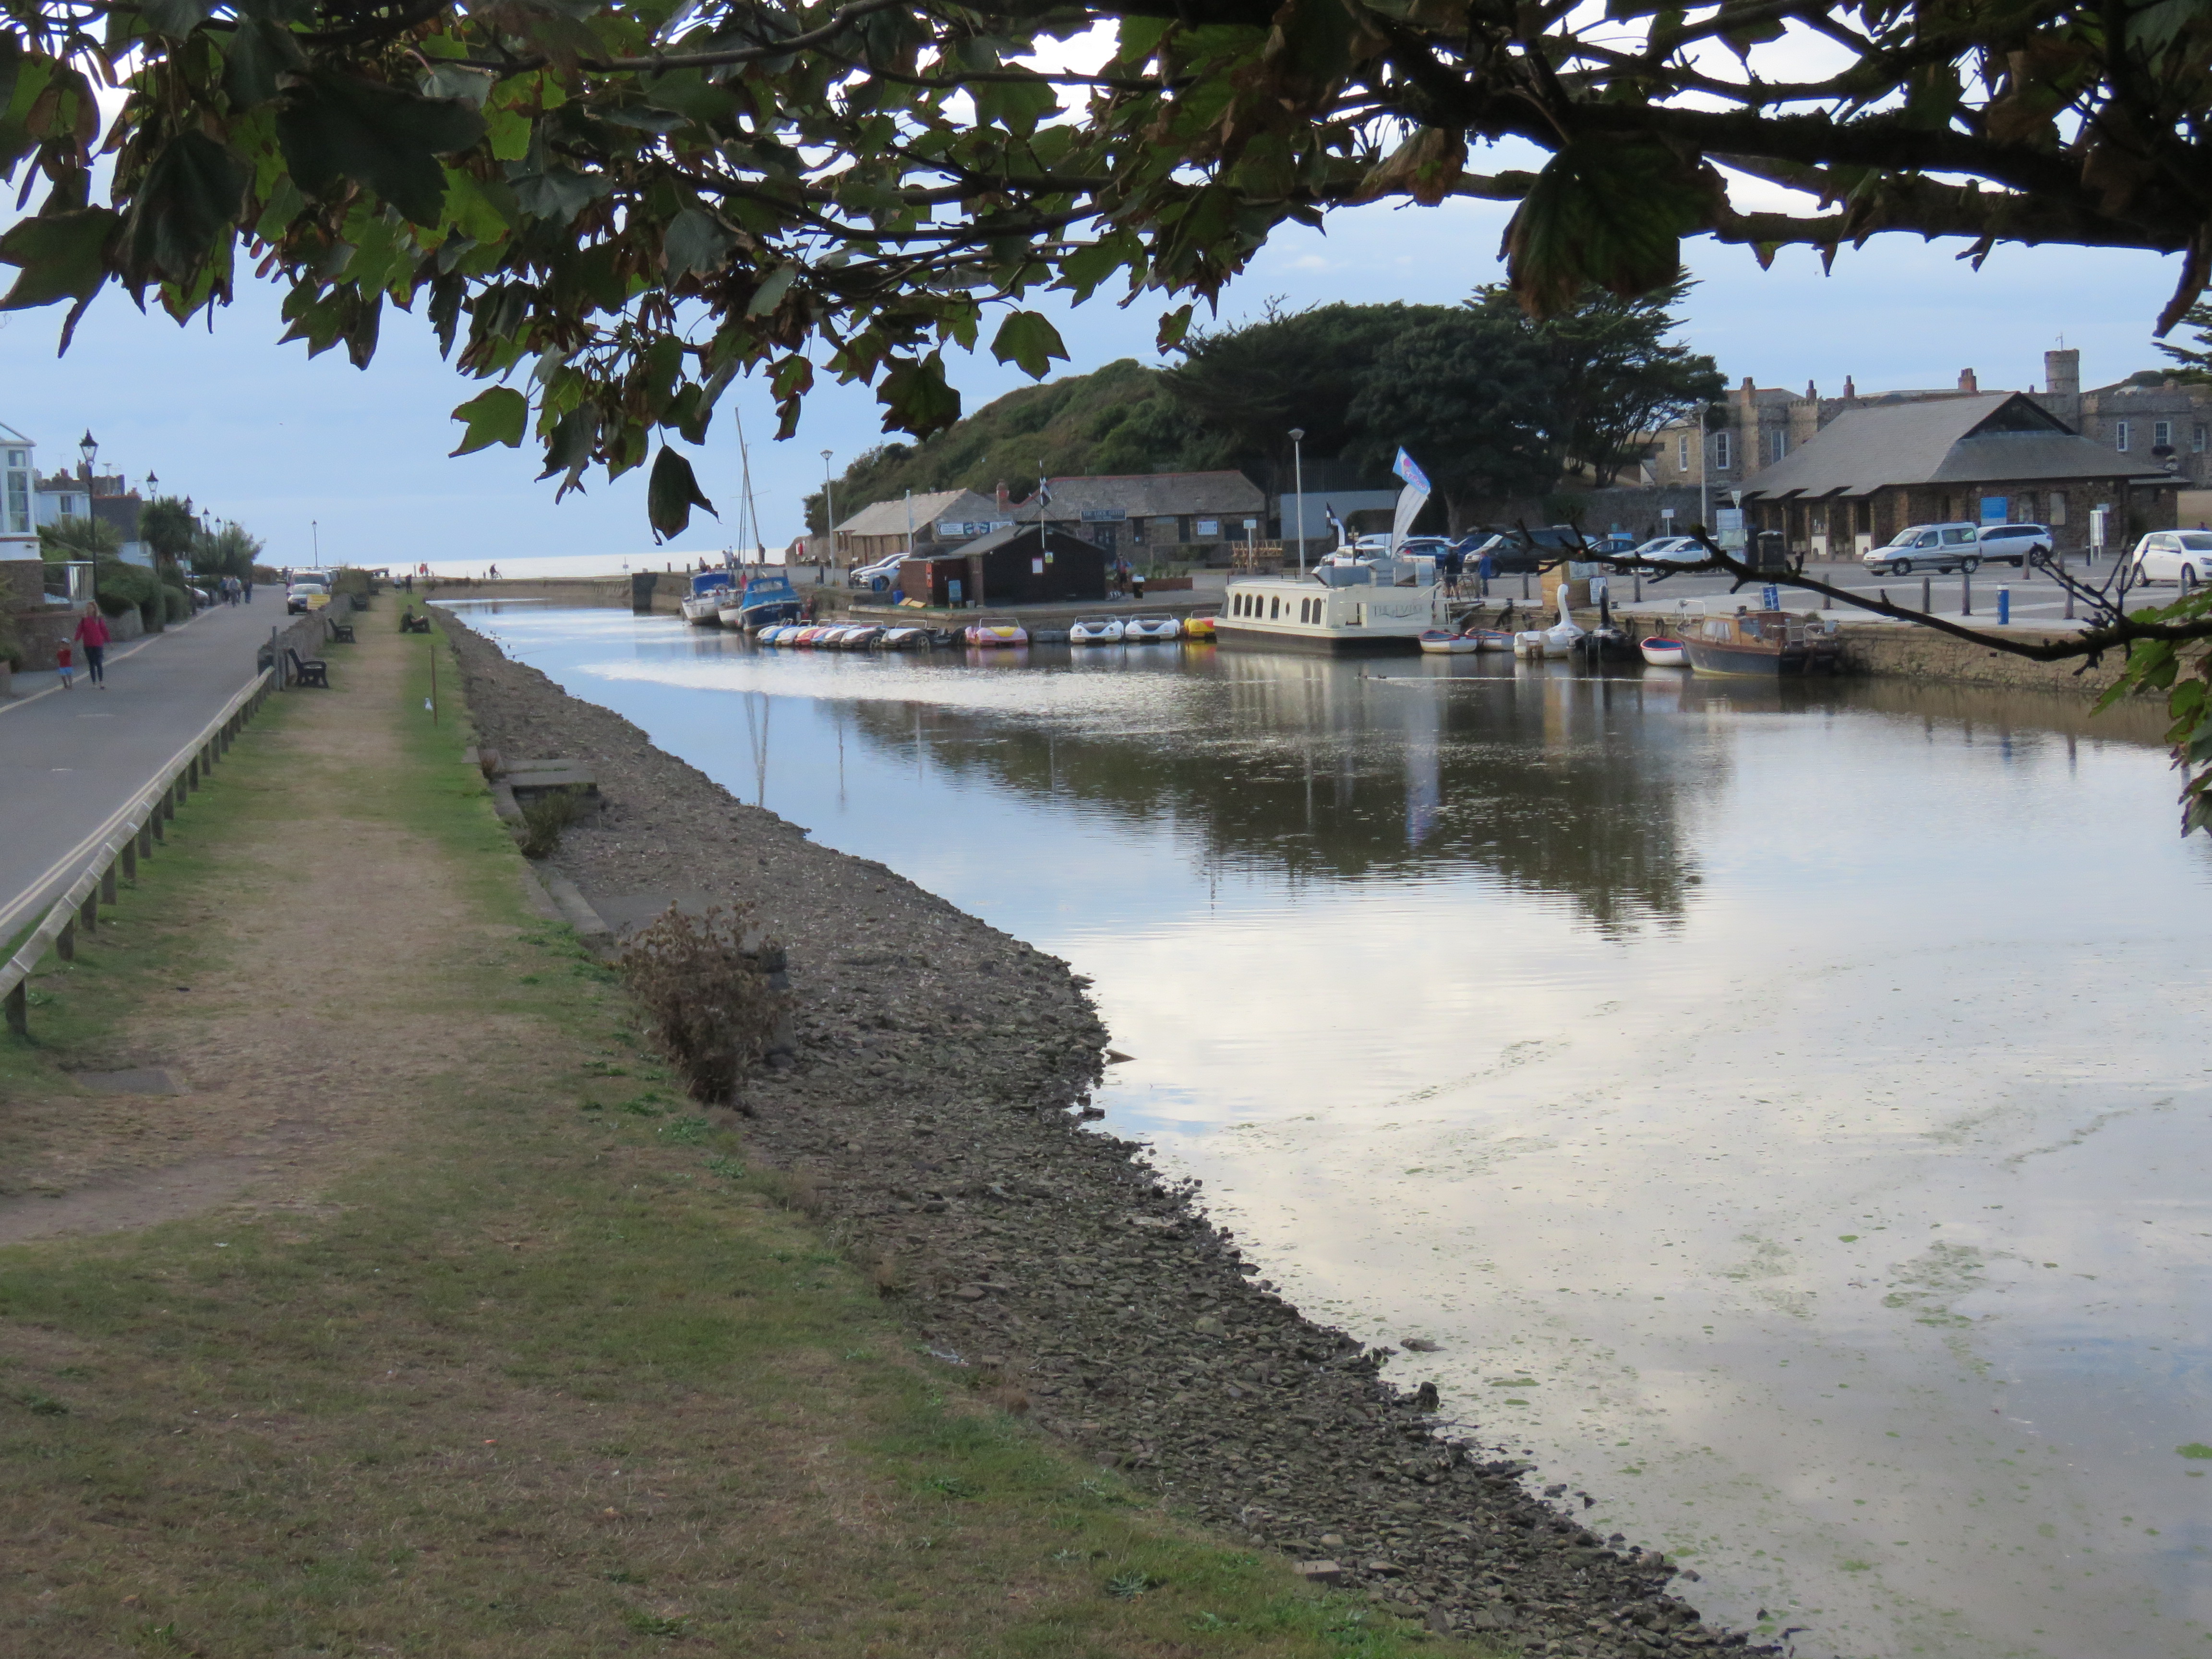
[441,612,1775,1658]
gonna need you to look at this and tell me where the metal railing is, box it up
[1,667,275,1037]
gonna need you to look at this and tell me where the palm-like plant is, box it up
[38,514,121,560]
[139,495,197,570]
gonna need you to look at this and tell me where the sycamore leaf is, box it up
[876,350,961,436]
[222,18,303,110]
[0,207,118,310]
[746,261,799,316]
[647,445,717,541]
[1503,141,1718,315]
[450,385,529,455]
[276,69,486,226]
[141,0,213,37]
[1354,127,1467,206]
[989,310,1069,379]
[665,207,736,279]
[118,131,248,288]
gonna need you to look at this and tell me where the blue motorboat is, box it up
[721,570,802,631]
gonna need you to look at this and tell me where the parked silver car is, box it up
[1862,522,1982,576]
[1973,523,2054,566]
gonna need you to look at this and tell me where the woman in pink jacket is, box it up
[73,605,111,688]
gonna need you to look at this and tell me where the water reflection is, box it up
[456,604,2210,1659]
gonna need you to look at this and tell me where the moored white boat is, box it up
[1217,546,1443,654]
[1639,636,1688,667]
[877,625,930,649]
[1069,614,1126,645]
[1124,613,1181,642]
[1418,628,1478,654]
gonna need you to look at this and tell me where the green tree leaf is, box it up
[449,385,529,455]
[276,69,487,226]
[118,132,249,288]
[1503,142,1718,316]
[665,207,735,280]
[989,311,1069,380]
[0,207,118,310]
[876,351,962,437]
[221,18,303,110]
[647,445,717,541]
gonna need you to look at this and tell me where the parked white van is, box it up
[2127,529,2212,588]
[1862,522,1982,576]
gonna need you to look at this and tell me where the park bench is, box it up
[285,647,330,689]
[325,615,357,644]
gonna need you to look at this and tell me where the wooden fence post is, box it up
[79,890,97,932]
[56,917,75,962]
[122,840,137,883]
[101,858,117,905]
[4,981,24,1038]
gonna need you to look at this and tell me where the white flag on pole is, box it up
[1388,448,1431,555]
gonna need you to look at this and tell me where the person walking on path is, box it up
[73,604,111,688]
[54,639,72,690]
[243,574,254,603]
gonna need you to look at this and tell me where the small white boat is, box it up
[1472,628,1515,651]
[1639,636,1689,668]
[1418,628,1478,654]
[837,625,882,650]
[966,615,1029,647]
[1124,613,1181,642]
[1070,614,1126,645]
[877,625,930,649]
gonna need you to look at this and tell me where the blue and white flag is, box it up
[1388,449,1432,556]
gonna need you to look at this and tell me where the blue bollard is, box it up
[1998,586,2010,626]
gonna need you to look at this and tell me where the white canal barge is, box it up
[1215,549,1444,654]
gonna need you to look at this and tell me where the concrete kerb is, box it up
[2,668,276,1038]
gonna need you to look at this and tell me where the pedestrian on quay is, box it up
[55,639,72,690]
[73,603,110,688]
[243,574,254,603]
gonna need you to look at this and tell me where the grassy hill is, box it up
[818,360,1221,523]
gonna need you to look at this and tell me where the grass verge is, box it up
[0,617,1497,1657]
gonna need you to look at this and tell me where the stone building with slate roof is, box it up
[1735,391,2174,557]
[1026,470,1264,564]
[830,488,1002,565]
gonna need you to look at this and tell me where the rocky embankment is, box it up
[443,614,1773,1659]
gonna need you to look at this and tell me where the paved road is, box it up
[0,601,279,943]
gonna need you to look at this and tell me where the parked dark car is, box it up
[1459,525,1582,574]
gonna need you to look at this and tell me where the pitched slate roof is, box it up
[909,523,1103,559]
[1741,392,2171,500]
[1031,470,1263,519]
[834,488,997,538]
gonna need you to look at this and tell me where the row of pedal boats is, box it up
[756,612,1216,650]
[1416,623,1687,666]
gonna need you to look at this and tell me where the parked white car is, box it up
[2127,529,2212,588]
[1863,522,1982,575]
[846,553,908,591]
[1974,523,2054,566]
[1623,535,1708,566]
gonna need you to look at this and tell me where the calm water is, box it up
[458,603,2212,1659]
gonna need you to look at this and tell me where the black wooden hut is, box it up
[897,523,1108,606]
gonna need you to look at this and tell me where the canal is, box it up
[459,603,2212,1659]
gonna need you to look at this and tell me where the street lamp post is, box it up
[819,448,835,578]
[1289,427,1307,576]
[78,430,97,487]
[312,519,320,568]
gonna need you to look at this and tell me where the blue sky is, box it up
[0,195,2186,568]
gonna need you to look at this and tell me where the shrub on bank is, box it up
[94,558,163,631]
[618,905,789,1105]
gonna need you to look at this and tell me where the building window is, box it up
[2196,423,2207,453]
[2115,420,2131,451]
[2155,420,2173,451]
[1712,431,1731,470]
[1677,434,1690,471]
[1770,430,1789,463]
[3,456,28,536]
[2049,492,2068,525]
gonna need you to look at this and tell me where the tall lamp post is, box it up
[78,430,97,487]
[819,448,835,577]
[1289,427,1307,576]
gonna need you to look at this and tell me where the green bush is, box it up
[0,613,23,670]
[94,558,162,630]
[164,585,189,622]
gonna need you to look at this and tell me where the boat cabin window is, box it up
[1269,596,1280,619]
